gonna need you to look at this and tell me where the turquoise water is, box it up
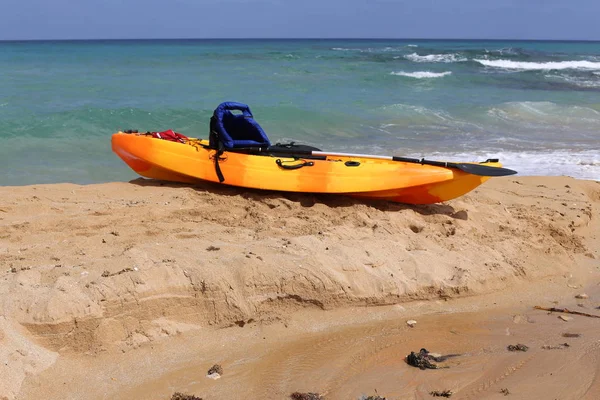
[1,39,599,185]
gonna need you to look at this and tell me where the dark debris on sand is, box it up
[361,396,387,400]
[207,364,223,375]
[507,344,529,352]
[562,333,581,338]
[101,267,133,278]
[290,392,324,400]
[430,389,453,397]
[407,348,438,369]
[171,393,203,400]
[406,348,459,369]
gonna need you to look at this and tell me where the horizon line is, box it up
[2,37,600,43]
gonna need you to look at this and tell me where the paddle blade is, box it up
[453,163,518,177]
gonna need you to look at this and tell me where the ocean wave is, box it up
[331,47,403,53]
[405,52,467,63]
[332,47,362,52]
[544,73,600,88]
[485,47,519,56]
[486,102,600,128]
[474,59,600,71]
[376,104,486,133]
[390,71,452,79]
[379,103,454,122]
[424,150,600,180]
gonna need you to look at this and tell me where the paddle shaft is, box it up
[194,139,517,177]
[244,147,517,177]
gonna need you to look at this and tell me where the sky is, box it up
[1,0,599,41]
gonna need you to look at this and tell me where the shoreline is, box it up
[1,175,599,399]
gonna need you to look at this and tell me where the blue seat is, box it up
[209,102,271,150]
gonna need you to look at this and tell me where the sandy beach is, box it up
[1,175,599,400]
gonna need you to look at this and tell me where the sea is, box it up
[1,39,599,186]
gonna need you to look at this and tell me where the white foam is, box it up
[390,71,452,79]
[407,44,418,48]
[405,53,466,63]
[474,59,600,71]
[338,145,600,181]
[421,150,600,181]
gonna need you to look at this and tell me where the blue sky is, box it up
[1,0,598,40]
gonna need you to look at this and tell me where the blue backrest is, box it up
[209,102,271,149]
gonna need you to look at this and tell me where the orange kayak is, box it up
[111,132,510,204]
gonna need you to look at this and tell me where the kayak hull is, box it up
[111,132,496,204]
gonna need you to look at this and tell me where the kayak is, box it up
[111,102,516,205]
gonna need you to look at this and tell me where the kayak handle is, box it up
[275,159,315,170]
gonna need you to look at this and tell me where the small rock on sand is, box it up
[559,315,573,322]
[507,344,528,352]
[206,363,223,380]
[575,293,589,299]
[430,389,453,397]
[171,393,203,400]
[290,392,324,400]
[207,364,223,375]
[406,320,417,327]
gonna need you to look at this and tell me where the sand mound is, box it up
[0,176,598,398]
[2,176,597,348]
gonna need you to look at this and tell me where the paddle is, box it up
[241,147,518,177]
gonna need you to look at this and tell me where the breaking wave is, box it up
[390,71,452,79]
[332,47,362,52]
[474,59,600,71]
[405,53,467,63]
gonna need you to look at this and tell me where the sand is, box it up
[1,176,599,399]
